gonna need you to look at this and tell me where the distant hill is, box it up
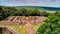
[0,6,60,11]
[14,6,60,11]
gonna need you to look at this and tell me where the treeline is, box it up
[0,6,16,20]
[0,6,60,20]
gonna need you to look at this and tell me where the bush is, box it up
[36,15,60,34]
[55,12,60,17]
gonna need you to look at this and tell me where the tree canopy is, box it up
[36,15,60,34]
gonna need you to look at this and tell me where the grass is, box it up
[32,25,40,32]
[32,23,44,32]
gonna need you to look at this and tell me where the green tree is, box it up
[36,15,60,34]
[40,11,50,17]
[30,9,40,16]
[18,8,27,16]
[55,12,60,17]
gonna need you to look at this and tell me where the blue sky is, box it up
[0,0,60,7]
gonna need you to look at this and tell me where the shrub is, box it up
[36,15,60,34]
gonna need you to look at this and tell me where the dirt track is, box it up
[26,23,35,34]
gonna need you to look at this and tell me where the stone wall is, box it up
[0,27,19,34]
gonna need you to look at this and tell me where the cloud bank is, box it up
[0,0,60,7]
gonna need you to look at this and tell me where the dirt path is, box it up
[26,23,35,34]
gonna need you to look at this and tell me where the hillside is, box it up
[14,6,60,11]
[0,6,60,21]
[0,6,60,11]
[0,6,60,34]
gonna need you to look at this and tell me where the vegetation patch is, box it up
[36,15,60,34]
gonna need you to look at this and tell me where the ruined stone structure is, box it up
[0,16,46,25]
[0,26,19,34]
[0,16,46,34]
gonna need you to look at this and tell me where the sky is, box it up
[0,0,60,7]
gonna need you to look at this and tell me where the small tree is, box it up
[30,9,40,16]
[55,12,60,17]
